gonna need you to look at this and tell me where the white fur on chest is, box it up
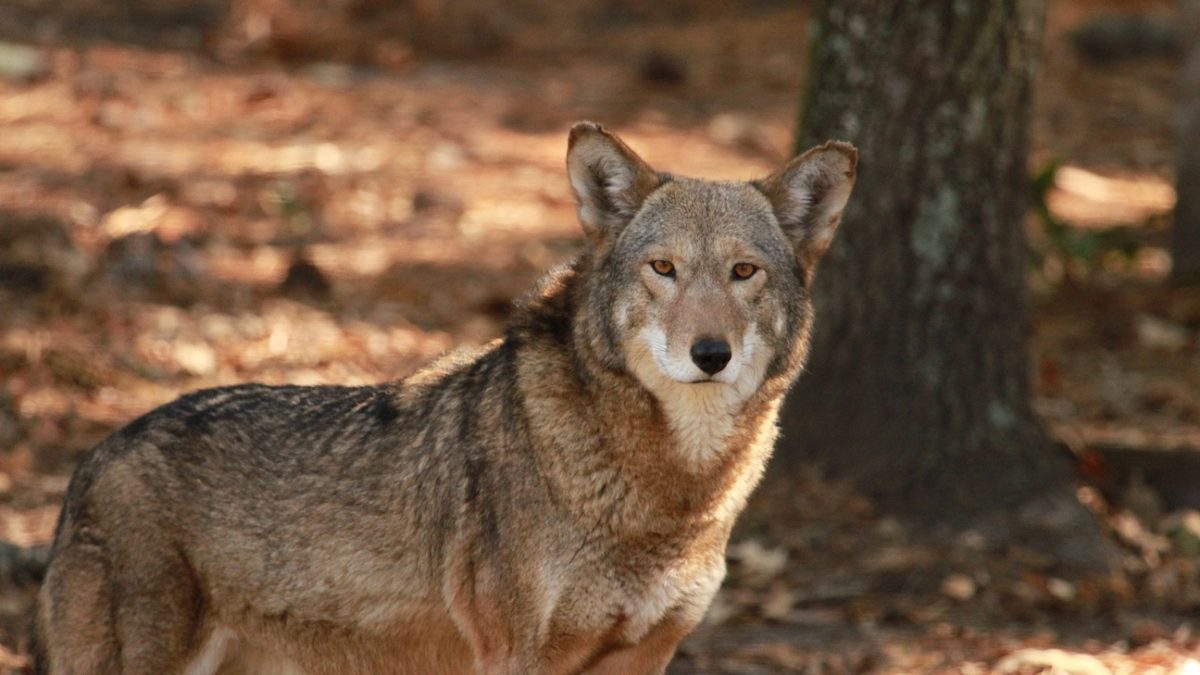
[550,552,726,646]
[621,556,725,639]
[655,384,742,466]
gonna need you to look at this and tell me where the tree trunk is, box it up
[1174,0,1200,284]
[778,1,1079,526]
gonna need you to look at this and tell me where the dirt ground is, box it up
[1,0,1199,672]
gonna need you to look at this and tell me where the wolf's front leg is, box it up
[445,553,542,675]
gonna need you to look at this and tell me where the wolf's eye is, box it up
[650,260,676,277]
[732,263,758,280]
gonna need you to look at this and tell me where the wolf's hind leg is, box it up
[108,535,210,675]
[38,534,211,675]
[36,542,119,674]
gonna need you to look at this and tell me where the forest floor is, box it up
[1,0,1199,672]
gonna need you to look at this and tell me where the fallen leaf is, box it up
[728,538,788,586]
[761,583,795,621]
[996,648,1111,675]
[942,573,977,601]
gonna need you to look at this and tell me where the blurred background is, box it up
[0,0,1198,672]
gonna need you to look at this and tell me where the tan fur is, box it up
[34,122,856,675]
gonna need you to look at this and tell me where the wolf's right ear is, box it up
[566,122,664,246]
[755,141,858,271]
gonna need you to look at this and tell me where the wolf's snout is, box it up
[690,338,732,375]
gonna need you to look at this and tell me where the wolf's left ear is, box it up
[755,141,858,270]
[566,122,665,246]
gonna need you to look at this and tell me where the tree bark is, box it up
[1173,0,1200,284]
[778,1,1080,525]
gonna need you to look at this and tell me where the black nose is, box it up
[690,338,732,376]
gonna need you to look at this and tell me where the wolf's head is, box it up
[566,122,856,427]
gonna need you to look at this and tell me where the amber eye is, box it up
[732,263,758,280]
[650,260,676,277]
